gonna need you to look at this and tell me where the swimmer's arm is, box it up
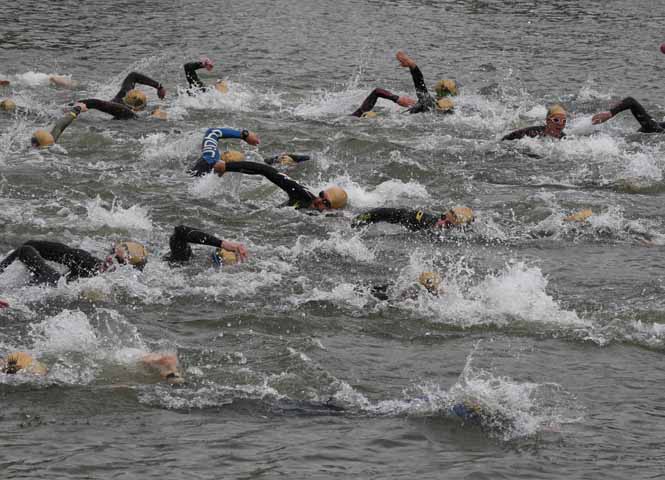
[352,208,434,230]
[175,225,224,248]
[22,240,102,270]
[224,161,315,204]
[113,72,165,102]
[49,105,82,143]
[200,128,244,164]
[501,126,543,141]
[184,62,206,89]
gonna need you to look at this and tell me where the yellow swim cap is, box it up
[325,186,348,209]
[124,89,147,110]
[212,248,238,266]
[215,80,229,93]
[116,241,148,269]
[418,271,442,294]
[361,111,378,118]
[31,129,55,148]
[150,108,168,120]
[3,352,47,375]
[563,208,593,222]
[0,99,16,112]
[446,207,474,225]
[221,150,245,163]
[434,79,458,97]
[546,104,566,119]
[277,155,296,166]
[435,98,455,112]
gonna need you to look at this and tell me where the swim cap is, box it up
[211,248,238,266]
[150,108,168,120]
[435,98,455,112]
[563,208,593,222]
[215,80,229,94]
[324,186,348,209]
[276,155,296,166]
[116,241,148,269]
[2,352,47,375]
[434,79,458,97]
[361,111,378,118]
[0,99,16,112]
[31,129,55,148]
[124,89,147,110]
[418,271,442,294]
[546,104,566,118]
[221,150,245,163]
[446,207,474,225]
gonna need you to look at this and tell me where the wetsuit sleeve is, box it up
[49,106,81,143]
[407,66,435,113]
[225,161,316,207]
[200,127,245,165]
[351,88,400,117]
[0,245,61,285]
[111,72,162,103]
[78,99,136,119]
[501,125,546,141]
[184,62,206,89]
[609,97,664,133]
[352,208,438,230]
[22,240,102,278]
[167,225,224,262]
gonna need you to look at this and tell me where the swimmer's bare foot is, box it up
[396,51,416,68]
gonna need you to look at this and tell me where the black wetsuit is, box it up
[502,125,565,141]
[224,161,317,209]
[352,66,436,117]
[0,241,103,285]
[165,225,224,263]
[79,72,162,120]
[184,62,209,93]
[609,96,665,133]
[352,208,440,231]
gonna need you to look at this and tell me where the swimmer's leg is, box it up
[0,245,61,285]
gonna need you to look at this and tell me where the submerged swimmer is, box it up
[78,71,166,120]
[351,50,457,117]
[165,225,248,265]
[188,127,260,176]
[367,271,444,300]
[215,160,348,211]
[30,102,87,148]
[502,104,567,140]
[0,351,184,384]
[263,153,311,167]
[592,97,665,133]
[0,239,148,286]
[183,57,229,94]
[352,207,474,231]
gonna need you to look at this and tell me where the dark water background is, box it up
[2,1,665,478]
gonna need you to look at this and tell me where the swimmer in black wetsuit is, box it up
[165,225,248,265]
[188,127,261,176]
[0,240,147,286]
[351,50,457,117]
[502,104,567,141]
[352,207,474,231]
[30,102,87,148]
[215,160,348,211]
[263,154,311,167]
[366,271,444,300]
[78,72,166,120]
[592,97,665,133]
[183,58,229,94]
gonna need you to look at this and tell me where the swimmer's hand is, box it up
[396,50,417,68]
[0,299,8,309]
[73,102,88,113]
[592,111,612,125]
[201,57,214,71]
[213,160,226,176]
[157,85,166,100]
[244,131,260,146]
[397,96,416,108]
[221,240,248,262]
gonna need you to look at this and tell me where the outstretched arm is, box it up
[352,208,438,230]
[111,72,165,103]
[169,225,248,262]
[49,103,86,143]
[592,97,663,133]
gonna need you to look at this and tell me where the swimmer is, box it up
[183,57,229,94]
[30,102,87,148]
[0,351,184,384]
[351,50,457,117]
[592,97,665,133]
[502,104,567,140]
[367,271,444,300]
[165,225,248,265]
[0,239,148,286]
[215,160,348,211]
[188,127,260,176]
[78,71,166,120]
[352,207,474,231]
[263,153,311,167]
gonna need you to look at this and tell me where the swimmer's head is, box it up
[215,80,229,93]
[1,352,47,375]
[434,79,458,97]
[437,206,475,228]
[276,154,296,166]
[418,271,443,295]
[211,248,238,267]
[31,129,55,149]
[112,241,148,270]
[563,208,593,222]
[361,111,378,118]
[546,104,567,131]
[221,150,245,163]
[435,98,455,112]
[314,186,348,210]
[124,89,147,111]
[0,99,16,112]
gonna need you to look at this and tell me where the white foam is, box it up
[85,196,153,231]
